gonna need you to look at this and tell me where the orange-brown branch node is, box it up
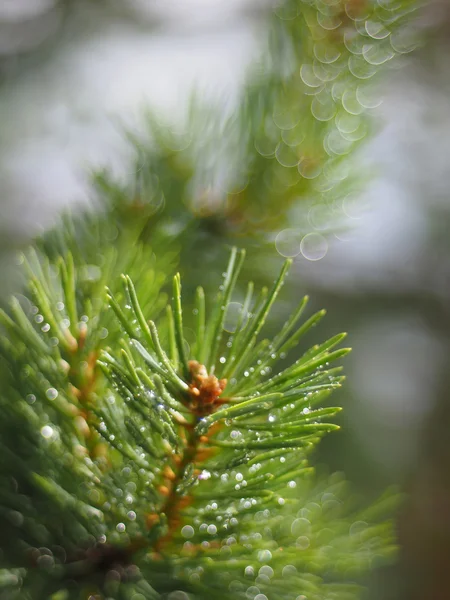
[187,360,227,416]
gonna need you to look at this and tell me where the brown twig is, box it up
[150,360,227,552]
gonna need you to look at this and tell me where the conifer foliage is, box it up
[0,0,420,597]
[0,243,397,600]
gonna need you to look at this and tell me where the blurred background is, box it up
[1,0,449,598]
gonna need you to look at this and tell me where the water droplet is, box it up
[8,510,24,527]
[257,549,272,563]
[298,158,322,179]
[219,357,226,364]
[35,314,44,324]
[291,517,311,536]
[282,564,297,577]
[275,229,302,258]
[40,425,53,439]
[127,511,136,521]
[259,565,274,578]
[281,122,304,148]
[296,535,310,550]
[349,520,368,536]
[314,41,341,64]
[246,586,261,599]
[181,525,194,539]
[26,394,36,404]
[300,233,328,261]
[37,554,54,570]
[311,96,336,122]
[45,388,58,401]
[224,302,246,333]
[275,142,300,168]
[116,523,126,532]
[198,470,211,481]
[300,63,322,88]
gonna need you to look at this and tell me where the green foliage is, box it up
[0,0,421,597]
[0,245,398,600]
[104,0,420,250]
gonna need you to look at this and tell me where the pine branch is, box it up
[0,247,399,599]
[0,0,421,597]
[110,0,420,252]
